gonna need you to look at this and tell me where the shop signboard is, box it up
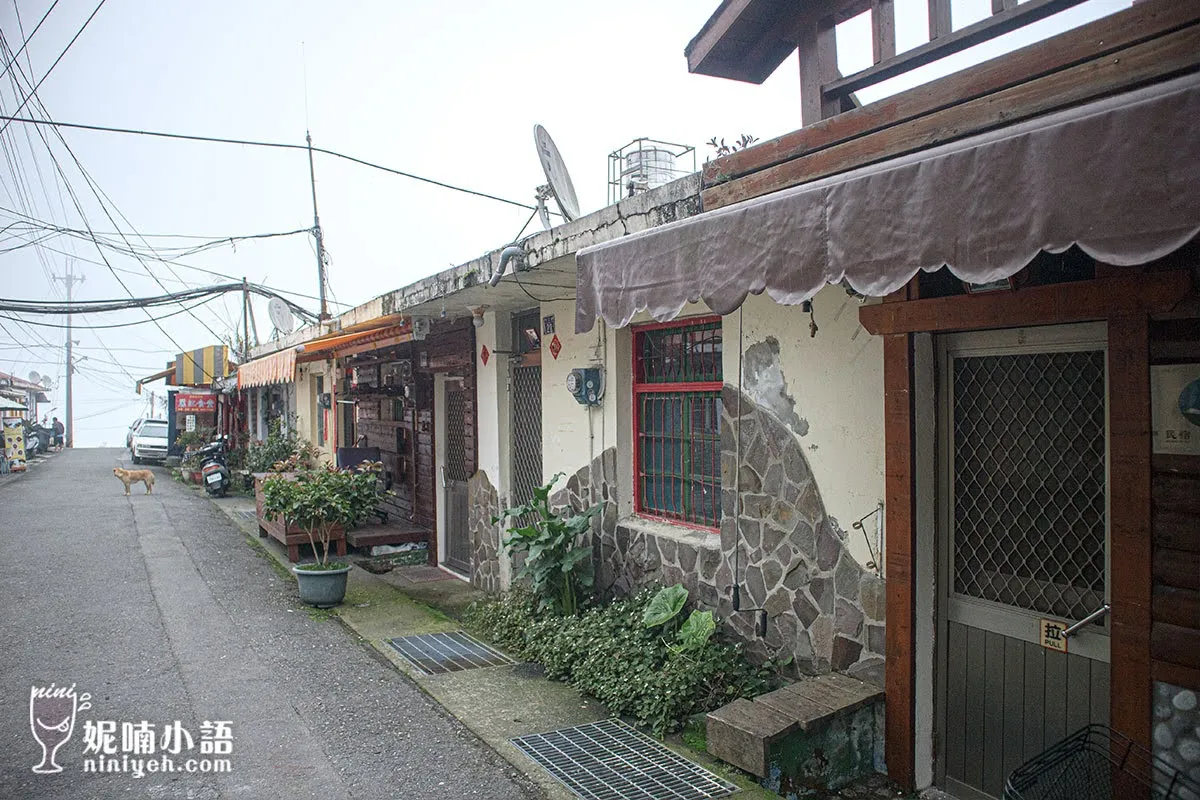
[176,394,216,413]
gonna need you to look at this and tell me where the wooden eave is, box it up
[686,0,809,83]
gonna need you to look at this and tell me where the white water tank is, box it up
[623,147,677,192]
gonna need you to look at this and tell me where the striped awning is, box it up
[295,324,411,361]
[237,348,297,389]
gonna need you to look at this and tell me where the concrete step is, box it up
[706,672,884,784]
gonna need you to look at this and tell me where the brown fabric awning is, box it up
[576,72,1200,333]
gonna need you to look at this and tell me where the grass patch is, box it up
[681,716,707,753]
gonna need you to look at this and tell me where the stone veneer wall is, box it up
[549,386,885,685]
[1154,681,1200,791]
[467,470,502,595]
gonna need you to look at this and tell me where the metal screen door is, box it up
[936,325,1110,800]
[443,386,471,574]
[511,366,543,517]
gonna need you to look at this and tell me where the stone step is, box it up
[706,672,884,781]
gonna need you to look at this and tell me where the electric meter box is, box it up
[566,368,604,406]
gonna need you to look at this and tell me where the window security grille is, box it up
[633,319,722,529]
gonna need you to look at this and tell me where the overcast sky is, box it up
[0,0,1127,447]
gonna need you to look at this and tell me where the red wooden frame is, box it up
[632,315,723,531]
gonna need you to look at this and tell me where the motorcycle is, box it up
[196,436,231,497]
[23,421,51,454]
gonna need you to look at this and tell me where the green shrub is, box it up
[465,585,777,736]
[493,473,600,616]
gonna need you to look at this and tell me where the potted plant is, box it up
[260,462,385,608]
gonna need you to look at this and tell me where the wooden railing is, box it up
[801,0,1093,126]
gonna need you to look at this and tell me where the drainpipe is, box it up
[489,246,525,287]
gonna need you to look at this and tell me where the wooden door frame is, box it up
[862,271,1188,790]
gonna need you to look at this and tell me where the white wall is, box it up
[539,299,619,490]
[293,361,335,465]
[724,288,885,568]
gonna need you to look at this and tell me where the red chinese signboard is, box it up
[480,345,490,366]
[548,334,562,360]
[176,394,216,413]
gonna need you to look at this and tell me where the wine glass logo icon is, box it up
[29,684,91,774]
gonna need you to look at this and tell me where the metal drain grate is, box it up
[235,509,258,522]
[512,719,737,800]
[385,631,515,675]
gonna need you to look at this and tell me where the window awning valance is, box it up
[237,348,296,389]
[575,72,1200,333]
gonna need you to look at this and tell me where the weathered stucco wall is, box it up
[724,287,885,570]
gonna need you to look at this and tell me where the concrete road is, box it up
[0,448,543,800]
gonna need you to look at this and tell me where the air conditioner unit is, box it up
[411,317,430,341]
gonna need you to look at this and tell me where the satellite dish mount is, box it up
[533,125,580,230]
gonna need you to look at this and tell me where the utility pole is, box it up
[306,131,330,321]
[52,264,83,448]
[241,277,251,362]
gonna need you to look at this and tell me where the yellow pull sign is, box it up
[1040,619,1068,653]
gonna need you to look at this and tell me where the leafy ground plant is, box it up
[466,584,776,735]
[493,473,600,616]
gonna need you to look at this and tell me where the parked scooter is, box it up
[197,436,231,497]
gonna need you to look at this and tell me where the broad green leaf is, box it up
[677,610,716,651]
[642,583,688,628]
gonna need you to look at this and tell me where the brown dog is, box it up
[113,467,155,496]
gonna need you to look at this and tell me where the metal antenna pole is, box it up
[306,131,329,321]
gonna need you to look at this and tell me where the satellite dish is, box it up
[27,370,41,385]
[268,297,295,335]
[533,125,580,225]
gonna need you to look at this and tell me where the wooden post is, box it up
[1107,313,1153,749]
[798,14,839,127]
[872,0,897,64]
[928,0,952,39]
[883,332,917,789]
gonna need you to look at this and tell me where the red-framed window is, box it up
[633,316,723,530]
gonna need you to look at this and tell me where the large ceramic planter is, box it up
[293,564,351,608]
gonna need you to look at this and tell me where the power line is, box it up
[0,206,349,307]
[0,0,108,135]
[0,297,219,329]
[0,113,541,211]
[0,280,317,320]
[0,0,60,83]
